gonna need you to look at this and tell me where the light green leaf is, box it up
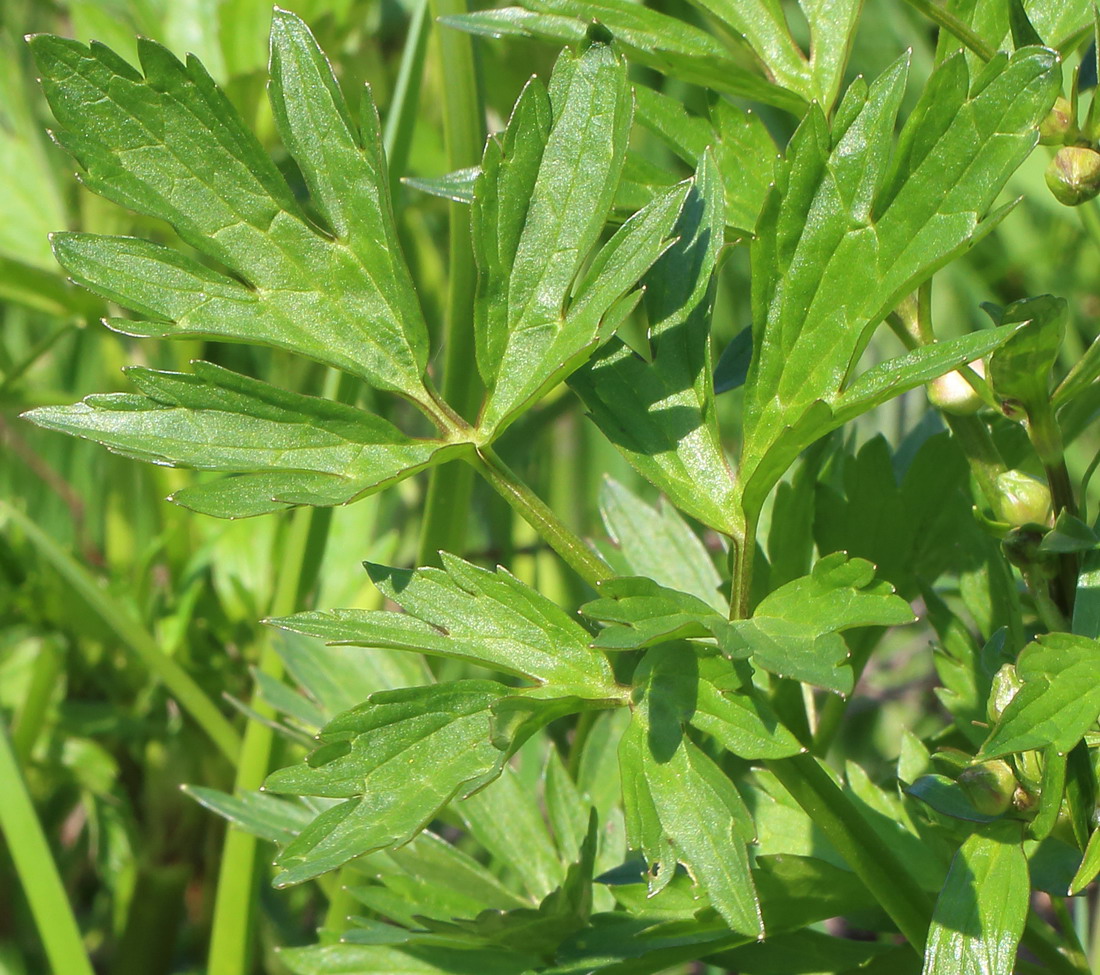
[714,553,915,693]
[264,681,511,885]
[596,478,726,609]
[271,554,617,695]
[0,37,66,272]
[739,48,1060,521]
[922,823,1029,975]
[24,362,461,519]
[569,158,738,535]
[31,19,433,404]
[981,633,1100,758]
[458,763,566,901]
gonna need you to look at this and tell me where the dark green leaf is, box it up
[476,43,640,434]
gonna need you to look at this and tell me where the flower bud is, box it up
[987,663,1022,723]
[993,470,1052,527]
[959,759,1017,816]
[1039,97,1073,146]
[927,360,985,415]
[1045,146,1100,206]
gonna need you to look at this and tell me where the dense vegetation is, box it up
[5,1,1100,973]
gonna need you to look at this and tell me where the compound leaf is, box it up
[739,48,1060,522]
[270,553,618,696]
[24,362,461,518]
[30,17,433,403]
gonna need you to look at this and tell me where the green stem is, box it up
[11,637,63,764]
[729,521,756,620]
[469,446,613,587]
[382,0,432,194]
[416,0,485,565]
[0,499,240,764]
[764,753,933,952]
[1023,912,1091,975]
[0,717,95,975]
[206,505,328,975]
[900,0,996,61]
[942,413,1007,512]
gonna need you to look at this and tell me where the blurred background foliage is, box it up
[1,0,1099,972]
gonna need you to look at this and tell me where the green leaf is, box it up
[986,296,1067,417]
[596,478,726,609]
[279,944,537,975]
[569,158,738,535]
[443,0,807,114]
[922,823,1029,975]
[457,762,566,901]
[30,18,433,405]
[24,362,462,519]
[264,681,511,885]
[475,43,679,435]
[713,553,915,693]
[906,775,1001,824]
[270,554,617,695]
[739,48,1061,521]
[403,166,480,204]
[634,87,777,234]
[620,647,764,935]
[583,577,716,650]
[182,786,313,843]
[981,632,1100,758]
[415,813,599,955]
[1039,511,1100,554]
[1069,826,1100,894]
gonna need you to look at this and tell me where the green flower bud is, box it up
[1001,526,1048,570]
[1039,96,1074,146]
[959,759,1017,816]
[987,663,1022,723]
[994,470,1052,528]
[1045,146,1100,206]
[927,359,985,415]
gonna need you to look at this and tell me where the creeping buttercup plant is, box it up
[10,0,1100,973]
